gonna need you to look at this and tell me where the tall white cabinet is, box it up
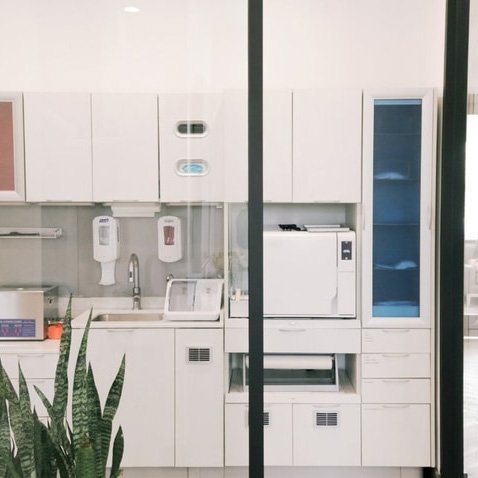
[362,89,435,328]
[360,89,435,467]
[24,93,92,202]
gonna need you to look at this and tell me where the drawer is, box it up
[362,404,431,466]
[293,404,361,466]
[1,352,58,379]
[362,379,431,403]
[362,329,431,353]
[225,327,360,353]
[225,403,292,466]
[362,354,430,378]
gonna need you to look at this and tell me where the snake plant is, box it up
[0,297,125,477]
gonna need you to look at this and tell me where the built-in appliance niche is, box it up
[227,203,359,319]
[228,353,359,397]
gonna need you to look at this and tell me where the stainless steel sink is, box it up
[92,313,163,322]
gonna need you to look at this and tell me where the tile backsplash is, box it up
[0,204,224,297]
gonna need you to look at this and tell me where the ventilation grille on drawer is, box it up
[187,347,211,363]
[247,411,271,427]
[316,412,339,427]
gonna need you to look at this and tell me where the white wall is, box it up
[0,0,446,92]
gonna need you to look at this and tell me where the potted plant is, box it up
[0,297,125,477]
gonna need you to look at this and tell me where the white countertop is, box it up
[72,308,224,329]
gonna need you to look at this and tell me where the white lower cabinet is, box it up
[225,404,293,466]
[83,328,175,468]
[225,403,360,467]
[293,404,361,466]
[362,404,431,467]
[175,329,224,467]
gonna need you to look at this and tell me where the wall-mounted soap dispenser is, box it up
[158,216,182,263]
[93,216,120,285]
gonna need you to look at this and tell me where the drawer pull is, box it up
[382,379,411,383]
[382,329,411,334]
[106,329,135,333]
[278,328,307,333]
[382,404,411,409]
[381,354,410,358]
[18,354,46,359]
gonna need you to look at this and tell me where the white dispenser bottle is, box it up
[158,216,182,262]
[93,216,120,285]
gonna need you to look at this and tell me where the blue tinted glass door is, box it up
[372,99,422,318]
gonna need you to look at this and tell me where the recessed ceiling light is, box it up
[124,6,140,13]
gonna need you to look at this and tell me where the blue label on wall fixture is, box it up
[176,160,208,176]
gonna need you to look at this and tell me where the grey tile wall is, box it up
[0,204,224,297]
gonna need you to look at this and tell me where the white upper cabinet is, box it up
[293,89,362,203]
[24,93,92,202]
[362,89,435,328]
[92,93,159,202]
[159,93,224,202]
[224,89,293,202]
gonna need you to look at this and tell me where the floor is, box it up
[465,338,478,477]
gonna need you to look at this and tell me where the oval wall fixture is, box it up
[175,159,209,177]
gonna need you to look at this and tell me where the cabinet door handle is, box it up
[18,354,46,359]
[381,354,410,358]
[362,210,366,230]
[278,328,307,332]
[382,379,411,384]
[106,329,135,333]
[382,404,411,409]
[382,329,410,334]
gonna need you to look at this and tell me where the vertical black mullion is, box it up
[440,0,469,476]
[248,0,264,477]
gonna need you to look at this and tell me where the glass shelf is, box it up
[372,98,422,319]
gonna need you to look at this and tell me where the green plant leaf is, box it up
[86,366,104,477]
[110,426,124,478]
[0,399,11,477]
[75,445,96,478]
[52,294,72,423]
[14,365,35,477]
[0,364,19,403]
[72,309,92,451]
[99,355,125,466]
[33,386,73,476]
[4,458,22,478]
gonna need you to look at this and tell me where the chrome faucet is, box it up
[128,253,141,310]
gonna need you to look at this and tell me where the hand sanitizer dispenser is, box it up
[158,216,182,263]
[93,216,120,286]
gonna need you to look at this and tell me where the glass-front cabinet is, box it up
[362,90,434,328]
[0,92,24,201]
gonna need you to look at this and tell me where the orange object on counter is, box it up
[47,323,63,340]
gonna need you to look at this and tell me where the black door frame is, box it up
[248,1,264,477]
[439,0,469,476]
